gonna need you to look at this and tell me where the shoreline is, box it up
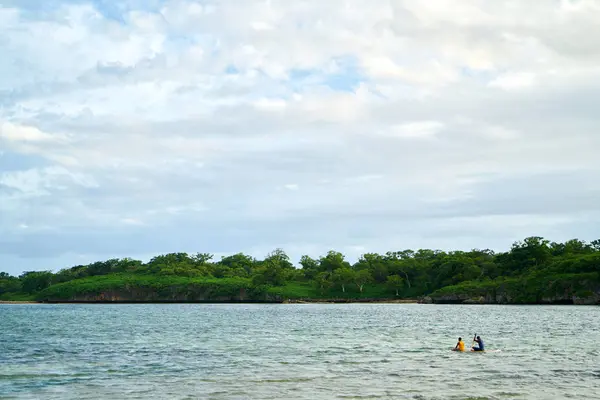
[1,299,419,304]
[1,299,420,304]
[282,299,419,304]
[2,299,596,305]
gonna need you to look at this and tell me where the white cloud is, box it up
[0,121,67,143]
[121,218,144,226]
[251,21,275,31]
[387,121,445,139]
[488,72,536,90]
[482,125,519,140]
[253,98,287,111]
[1,0,600,274]
[0,167,98,197]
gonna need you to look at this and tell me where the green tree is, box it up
[354,269,373,293]
[252,259,286,286]
[314,272,332,294]
[264,248,294,269]
[299,255,319,280]
[319,251,351,273]
[497,236,552,275]
[192,253,214,264]
[386,275,404,296]
[20,271,54,293]
[0,273,21,295]
[217,253,255,276]
[146,253,194,275]
[384,252,412,289]
[284,267,304,282]
[354,253,388,283]
[563,239,593,255]
[332,267,355,293]
[212,265,232,279]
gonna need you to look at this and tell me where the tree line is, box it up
[1,236,599,301]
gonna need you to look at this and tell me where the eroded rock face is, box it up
[49,288,251,302]
[429,294,470,304]
[573,293,600,305]
[430,289,600,305]
[463,297,485,304]
[494,294,511,304]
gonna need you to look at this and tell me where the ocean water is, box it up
[1,304,599,400]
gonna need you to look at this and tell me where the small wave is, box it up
[459,397,494,400]
[251,377,316,383]
[0,373,88,380]
[494,392,524,397]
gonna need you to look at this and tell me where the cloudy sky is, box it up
[1,0,599,275]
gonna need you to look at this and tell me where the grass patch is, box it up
[36,274,257,301]
[0,293,37,301]
[267,282,319,299]
[268,281,395,300]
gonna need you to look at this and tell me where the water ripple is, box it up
[1,304,599,399]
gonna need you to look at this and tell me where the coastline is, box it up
[2,299,596,305]
[282,299,419,304]
[0,298,420,304]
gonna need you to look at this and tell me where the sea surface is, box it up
[1,304,599,399]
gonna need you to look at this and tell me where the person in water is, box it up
[453,337,465,351]
[472,335,485,351]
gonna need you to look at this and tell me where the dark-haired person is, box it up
[472,335,485,352]
[453,337,465,351]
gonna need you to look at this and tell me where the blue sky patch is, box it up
[0,151,48,172]
[286,56,366,93]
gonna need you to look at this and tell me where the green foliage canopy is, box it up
[1,236,598,303]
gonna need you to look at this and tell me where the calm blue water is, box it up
[1,304,599,399]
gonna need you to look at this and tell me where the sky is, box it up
[1,0,600,275]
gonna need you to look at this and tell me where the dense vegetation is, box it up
[1,236,599,304]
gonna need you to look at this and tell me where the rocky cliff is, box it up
[425,288,600,305]
[40,287,263,303]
